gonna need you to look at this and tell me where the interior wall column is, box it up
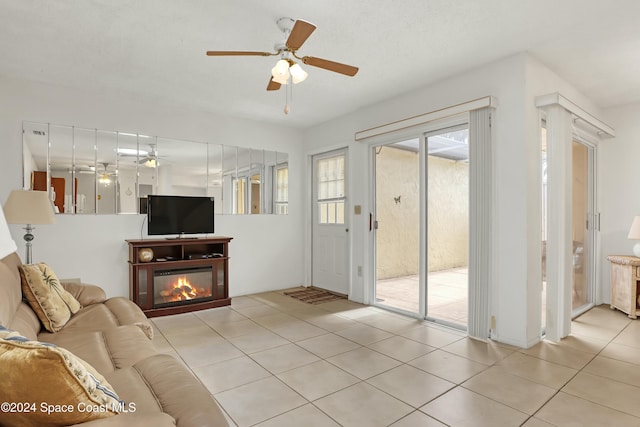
[544,104,573,341]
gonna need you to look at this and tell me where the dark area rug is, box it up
[284,287,347,304]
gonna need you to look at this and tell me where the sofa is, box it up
[0,249,230,427]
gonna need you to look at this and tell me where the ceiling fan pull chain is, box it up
[284,75,291,114]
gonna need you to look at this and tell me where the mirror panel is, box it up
[275,152,289,215]
[208,144,223,214]
[22,121,49,193]
[73,128,97,214]
[222,145,237,215]
[22,122,289,216]
[262,150,277,214]
[49,125,74,213]
[156,138,208,197]
[250,149,264,214]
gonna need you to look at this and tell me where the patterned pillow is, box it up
[19,263,82,332]
[0,328,122,426]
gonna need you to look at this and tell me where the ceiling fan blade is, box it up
[301,56,359,76]
[267,77,281,91]
[286,20,316,50]
[206,51,275,56]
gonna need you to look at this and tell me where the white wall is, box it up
[600,102,640,302]
[303,53,606,348]
[0,75,305,298]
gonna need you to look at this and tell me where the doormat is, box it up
[284,287,347,305]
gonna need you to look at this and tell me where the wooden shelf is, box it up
[127,237,233,317]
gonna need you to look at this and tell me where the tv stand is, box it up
[126,237,232,317]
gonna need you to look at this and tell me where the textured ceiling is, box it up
[1,0,638,128]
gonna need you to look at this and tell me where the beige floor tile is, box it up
[584,356,640,387]
[152,333,173,353]
[210,318,268,338]
[562,371,640,417]
[297,333,361,358]
[600,342,640,365]
[250,343,320,374]
[252,312,299,328]
[194,306,248,325]
[389,411,447,427]
[367,364,454,408]
[161,325,220,347]
[277,360,360,401]
[400,324,464,347]
[462,366,556,414]
[442,338,513,365]
[254,404,340,427]
[226,329,291,354]
[230,295,263,308]
[192,355,271,393]
[612,322,640,348]
[558,333,610,354]
[420,387,528,427]
[497,352,577,389]
[289,311,358,332]
[174,336,244,367]
[521,340,595,369]
[357,313,422,333]
[571,320,626,342]
[268,321,328,342]
[231,303,282,319]
[366,336,434,362]
[314,382,413,427]
[535,392,640,427]
[334,324,393,345]
[327,347,401,380]
[317,299,369,314]
[520,417,556,427]
[215,377,306,427]
[408,349,489,384]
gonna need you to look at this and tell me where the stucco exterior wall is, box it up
[375,146,468,280]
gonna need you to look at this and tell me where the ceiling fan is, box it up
[206,17,359,92]
[137,145,159,168]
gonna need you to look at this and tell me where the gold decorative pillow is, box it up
[19,263,82,332]
[0,329,121,426]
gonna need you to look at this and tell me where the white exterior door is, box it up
[312,149,349,294]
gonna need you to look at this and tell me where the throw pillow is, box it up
[0,330,122,426]
[19,263,82,332]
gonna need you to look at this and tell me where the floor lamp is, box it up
[3,190,56,264]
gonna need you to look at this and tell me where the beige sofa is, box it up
[0,251,230,427]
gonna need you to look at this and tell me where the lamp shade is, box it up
[3,190,56,225]
[289,63,308,84]
[629,216,640,239]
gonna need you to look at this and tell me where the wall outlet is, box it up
[490,315,496,330]
[354,205,362,215]
[357,266,363,277]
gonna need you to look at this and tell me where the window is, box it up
[275,164,288,215]
[317,154,345,224]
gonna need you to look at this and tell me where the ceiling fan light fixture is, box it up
[289,63,308,84]
[271,59,290,82]
[98,174,111,186]
[144,158,157,168]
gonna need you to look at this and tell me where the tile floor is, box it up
[151,290,640,427]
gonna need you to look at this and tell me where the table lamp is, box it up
[3,190,56,264]
[628,216,640,257]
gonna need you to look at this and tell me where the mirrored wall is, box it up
[22,121,289,215]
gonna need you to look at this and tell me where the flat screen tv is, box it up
[147,195,215,237]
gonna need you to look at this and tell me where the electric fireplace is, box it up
[153,267,213,308]
[127,237,232,317]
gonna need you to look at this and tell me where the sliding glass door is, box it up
[372,125,469,329]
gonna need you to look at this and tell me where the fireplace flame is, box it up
[159,276,209,302]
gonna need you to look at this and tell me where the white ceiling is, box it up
[1,0,638,128]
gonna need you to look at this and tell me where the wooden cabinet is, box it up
[127,237,232,317]
[607,255,640,319]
